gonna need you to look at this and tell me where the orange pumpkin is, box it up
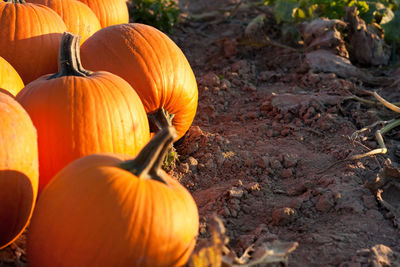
[26,0,101,44]
[0,93,38,249]
[81,23,198,141]
[27,127,199,267]
[0,0,67,84]
[0,56,24,96]
[16,32,150,193]
[77,0,128,28]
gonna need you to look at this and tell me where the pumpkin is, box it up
[0,92,38,249]
[0,56,24,96]
[26,0,101,44]
[77,0,128,28]
[27,127,199,267]
[16,32,150,193]
[0,0,67,84]
[81,23,198,141]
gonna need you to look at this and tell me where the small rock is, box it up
[303,106,316,120]
[222,38,237,58]
[204,158,215,170]
[260,100,272,115]
[178,162,189,173]
[245,182,261,192]
[230,209,238,217]
[283,154,299,168]
[241,204,252,214]
[221,206,231,217]
[220,79,231,90]
[281,168,293,179]
[229,187,244,199]
[188,126,204,139]
[315,192,335,212]
[362,194,377,209]
[255,156,268,169]
[270,159,282,171]
[272,207,297,225]
[266,129,278,137]
[280,128,291,136]
[310,233,333,244]
[201,72,220,87]
[231,60,249,74]
[259,70,278,81]
[290,198,304,209]
[229,72,241,86]
[242,83,256,92]
[187,156,198,172]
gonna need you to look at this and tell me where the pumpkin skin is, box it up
[0,93,38,249]
[16,33,150,193]
[81,23,198,141]
[0,56,24,96]
[0,0,67,84]
[27,127,199,267]
[77,0,128,28]
[26,0,101,44]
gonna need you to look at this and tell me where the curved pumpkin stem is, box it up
[120,126,177,184]
[48,32,92,79]
[6,0,26,4]
[148,107,175,134]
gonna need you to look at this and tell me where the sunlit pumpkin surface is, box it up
[28,129,199,267]
[0,93,38,249]
[77,0,129,28]
[0,0,67,84]
[0,56,24,96]
[26,0,101,44]
[81,23,198,140]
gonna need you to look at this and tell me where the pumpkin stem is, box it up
[48,32,92,79]
[6,0,26,3]
[148,107,175,134]
[120,126,177,184]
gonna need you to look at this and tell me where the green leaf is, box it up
[274,0,300,23]
[382,10,400,43]
[129,0,180,33]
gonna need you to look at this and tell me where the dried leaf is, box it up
[189,216,227,267]
[345,6,390,66]
[299,18,348,57]
[188,216,298,267]
[233,241,298,267]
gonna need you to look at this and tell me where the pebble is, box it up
[315,193,335,212]
[178,162,189,173]
[272,207,297,225]
[229,187,244,199]
[201,72,220,87]
[281,168,293,179]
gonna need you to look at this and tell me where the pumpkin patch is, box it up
[0,0,202,264]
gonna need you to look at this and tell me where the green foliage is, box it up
[382,10,400,43]
[162,147,179,172]
[129,0,180,33]
[264,0,400,44]
[265,0,399,24]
